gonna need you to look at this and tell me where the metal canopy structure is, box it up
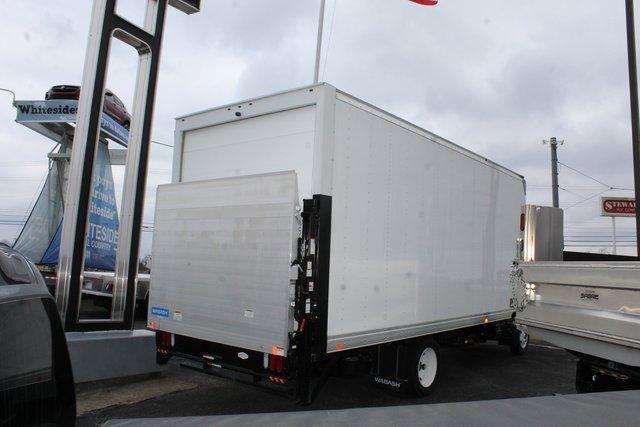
[54,0,198,332]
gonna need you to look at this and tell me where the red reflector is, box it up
[158,331,172,347]
[268,354,284,373]
[268,354,275,371]
[520,213,526,231]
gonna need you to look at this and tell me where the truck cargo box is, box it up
[148,84,526,398]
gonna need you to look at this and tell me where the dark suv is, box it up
[45,84,132,129]
[0,244,76,426]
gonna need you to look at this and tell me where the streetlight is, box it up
[0,87,16,105]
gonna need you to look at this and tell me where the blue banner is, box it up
[41,143,119,270]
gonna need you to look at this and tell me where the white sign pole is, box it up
[612,216,618,255]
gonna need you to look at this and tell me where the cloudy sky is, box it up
[0,0,637,256]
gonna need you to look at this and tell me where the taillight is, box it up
[158,331,172,347]
[520,213,526,231]
[268,354,284,373]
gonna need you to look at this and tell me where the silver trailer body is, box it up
[517,262,640,367]
[149,84,525,356]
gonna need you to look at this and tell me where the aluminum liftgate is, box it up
[56,0,199,332]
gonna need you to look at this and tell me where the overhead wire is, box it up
[564,189,611,210]
[152,140,172,148]
[559,186,589,200]
[558,161,633,191]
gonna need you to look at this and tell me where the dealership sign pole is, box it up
[55,0,199,331]
[601,197,637,254]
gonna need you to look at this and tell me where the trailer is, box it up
[516,262,640,392]
[148,84,527,402]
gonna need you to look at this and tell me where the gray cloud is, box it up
[0,0,637,254]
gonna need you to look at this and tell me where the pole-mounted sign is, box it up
[601,197,637,217]
[601,196,635,255]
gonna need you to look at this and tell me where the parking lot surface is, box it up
[78,341,577,426]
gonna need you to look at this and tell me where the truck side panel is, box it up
[326,98,525,352]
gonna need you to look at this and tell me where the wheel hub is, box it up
[519,331,529,348]
[417,347,437,388]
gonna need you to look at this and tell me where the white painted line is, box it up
[530,343,562,350]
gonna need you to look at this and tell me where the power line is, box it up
[565,244,637,247]
[321,0,339,81]
[559,186,589,200]
[529,185,619,190]
[152,140,173,148]
[0,161,47,167]
[564,189,611,210]
[558,161,633,191]
[558,161,610,188]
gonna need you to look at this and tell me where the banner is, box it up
[41,142,119,270]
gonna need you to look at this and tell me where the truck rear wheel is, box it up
[510,329,529,355]
[408,339,439,396]
[576,359,595,393]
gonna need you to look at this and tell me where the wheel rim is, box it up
[519,331,529,349]
[417,347,437,388]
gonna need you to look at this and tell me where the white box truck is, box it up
[148,84,528,402]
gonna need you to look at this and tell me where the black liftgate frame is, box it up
[293,195,332,404]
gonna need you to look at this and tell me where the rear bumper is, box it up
[577,353,640,391]
[156,332,289,382]
[81,289,147,301]
[81,289,112,298]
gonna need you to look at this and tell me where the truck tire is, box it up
[338,355,368,378]
[576,360,595,393]
[510,329,529,355]
[137,293,149,318]
[408,339,439,396]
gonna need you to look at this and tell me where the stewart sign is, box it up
[601,197,636,217]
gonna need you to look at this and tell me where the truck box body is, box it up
[149,84,525,360]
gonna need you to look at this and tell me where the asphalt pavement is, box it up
[78,340,578,426]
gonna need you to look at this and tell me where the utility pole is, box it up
[625,0,640,257]
[543,137,563,208]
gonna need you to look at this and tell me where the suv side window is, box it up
[111,93,125,108]
[0,251,34,286]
